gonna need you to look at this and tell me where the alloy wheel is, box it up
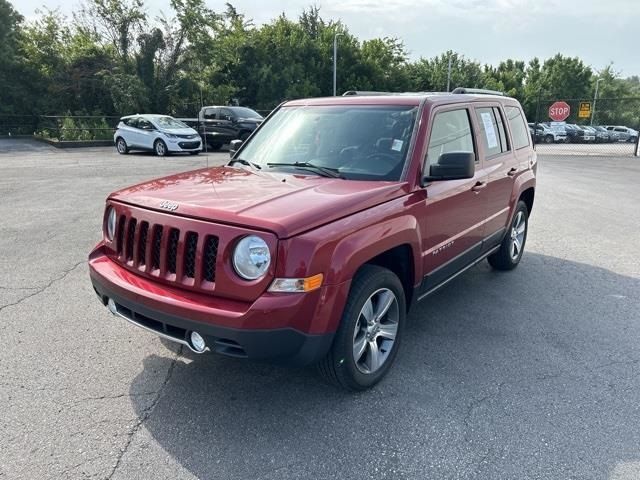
[509,211,526,261]
[352,288,399,374]
[155,141,166,156]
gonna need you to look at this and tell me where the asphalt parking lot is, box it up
[1,138,639,480]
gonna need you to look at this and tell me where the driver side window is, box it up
[425,109,475,168]
[137,118,153,130]
[220,109,234,121]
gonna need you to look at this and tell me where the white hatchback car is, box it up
[114,115,202,156]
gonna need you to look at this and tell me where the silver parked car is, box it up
[604,126,639,143]
[114,114,203,156]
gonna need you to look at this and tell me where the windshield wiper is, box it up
[228,158,261,170]
[266,162,343,179]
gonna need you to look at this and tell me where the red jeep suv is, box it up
[89,88,536,391]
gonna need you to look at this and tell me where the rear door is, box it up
[473,104,519,249]
[121,117,141,147]
[417,106,489,294]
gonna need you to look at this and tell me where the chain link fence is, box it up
[533,97,640,156]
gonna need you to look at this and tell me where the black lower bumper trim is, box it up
[92,278,334,367]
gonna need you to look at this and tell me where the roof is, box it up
[120,114,173,119]
[285,92,520,108]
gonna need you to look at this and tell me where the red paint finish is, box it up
[89,92,536,359]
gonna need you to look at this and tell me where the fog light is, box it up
[190,331,207,353]
[107,298,117,315]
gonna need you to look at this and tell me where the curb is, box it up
[33,136,114,149]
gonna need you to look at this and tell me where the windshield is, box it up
[152,116,189,129]
[232,107,263,119]
[237,105,418,181]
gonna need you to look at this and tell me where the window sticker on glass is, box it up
[391,139,404,152]
[480,112,498,149]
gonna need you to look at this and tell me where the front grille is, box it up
[184,232,198,278]
[176,134,197,139]
[138,222,149,266]
[178,141,200,149]
[151,225,163,270]
[113,213,218,289]
[125,218,137,261]
[203,236,219,282]
[166,228,179,274]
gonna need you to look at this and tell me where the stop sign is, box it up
[549,101,570,122]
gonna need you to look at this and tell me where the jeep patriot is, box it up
[89,88,537,390]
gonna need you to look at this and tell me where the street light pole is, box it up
[333,33,343,96]
[591,78,603,126]
[446,55,452,92]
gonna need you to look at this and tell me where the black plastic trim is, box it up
[91,276,334,367]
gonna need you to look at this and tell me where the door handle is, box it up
[507,167,518,177]
[471,181,487,193]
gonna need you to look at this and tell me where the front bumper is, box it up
[89,250,349,366]
[166,139,202,152]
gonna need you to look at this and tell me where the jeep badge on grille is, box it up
[159,200,179,211]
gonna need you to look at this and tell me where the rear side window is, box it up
[505,106,530,150]
[475,107,509,157]
[425,109,475,167]
[123,118,137,128]
[203,108,217,120]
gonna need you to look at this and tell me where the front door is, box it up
[136,118,156,150]
[418,106,488,295]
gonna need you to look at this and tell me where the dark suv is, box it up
[89,88,536,391]
[180,106,264,150]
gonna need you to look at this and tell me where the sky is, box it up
[14,0,640,77]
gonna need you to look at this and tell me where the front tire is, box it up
[115,137,128,154]
[544,135,553,144]
[488,201,529,271]
[154,139,168,157]
[317,265,406,391]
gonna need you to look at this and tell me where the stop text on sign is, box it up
[549,101,571,122]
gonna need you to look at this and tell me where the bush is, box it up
[38,116,115,141]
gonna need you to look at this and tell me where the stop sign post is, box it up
[549,101,571,122]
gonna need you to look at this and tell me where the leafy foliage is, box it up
[1,0,639,129]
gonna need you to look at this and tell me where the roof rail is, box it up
[342,91,394,96]
[452,87,504,96]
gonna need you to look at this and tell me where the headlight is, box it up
[164,132,177,138]
[105,206,117,241]
[232,235,271,280]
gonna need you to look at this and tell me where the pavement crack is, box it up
[105,346,183,480]
[0,260,85,313]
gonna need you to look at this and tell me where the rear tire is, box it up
[154,139,168,157]
[317,265,406,391]
[115,137,128,154]
[208,143,223,151]
[488,201,529,271]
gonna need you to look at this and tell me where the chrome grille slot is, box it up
[166,228,180,274]
[203,236,219,282]
[184,232,198,279]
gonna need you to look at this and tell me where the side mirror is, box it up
[229,139,243,157]
[424,151,475,182]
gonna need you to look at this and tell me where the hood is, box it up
[160,127,199,136]
[109,167,408,238]
[237,117,262,124]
